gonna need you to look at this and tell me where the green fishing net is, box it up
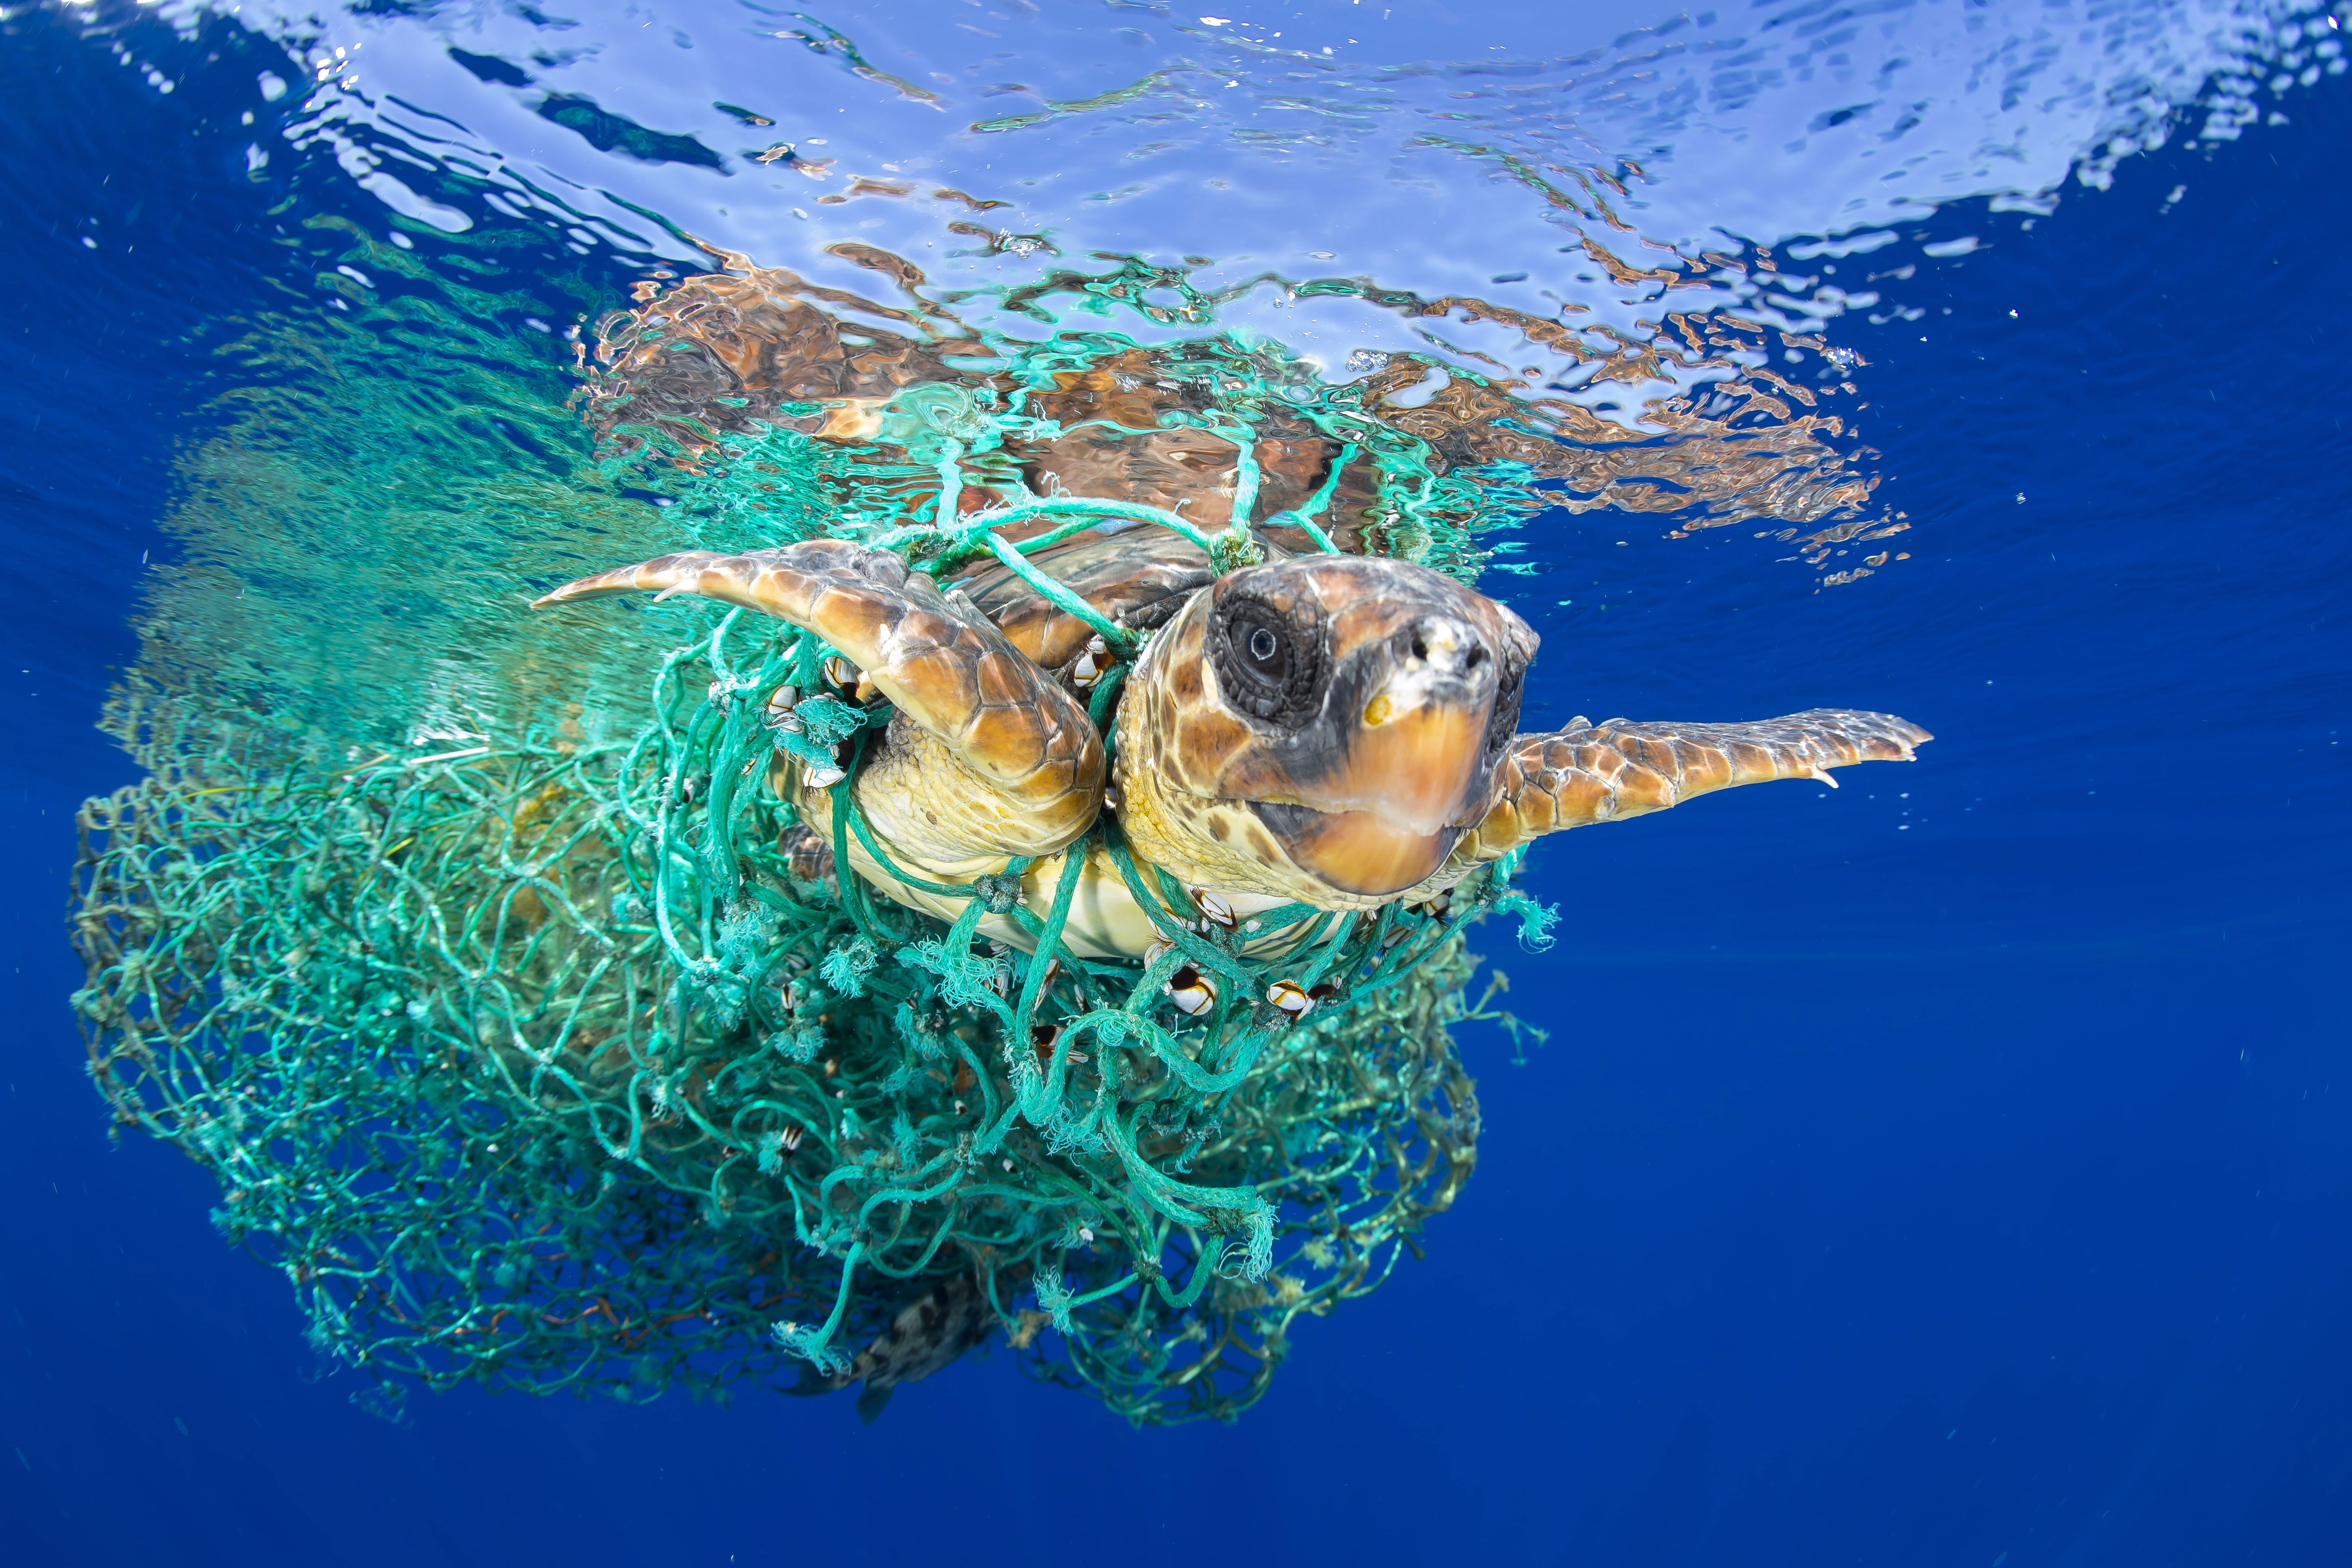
[69,266,1572,1423]
[72,673,1526,1423]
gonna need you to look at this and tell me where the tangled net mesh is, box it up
[70,282,1556,1425]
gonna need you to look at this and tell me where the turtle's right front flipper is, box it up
[1461,708,1931,860]
[535,541,1104,857]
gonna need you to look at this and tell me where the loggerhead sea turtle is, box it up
[535,529,1929,961]
[541,260,1927,963]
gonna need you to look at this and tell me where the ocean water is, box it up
[3,0,2349,1563]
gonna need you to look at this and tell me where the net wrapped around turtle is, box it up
[69,294,1554,1425]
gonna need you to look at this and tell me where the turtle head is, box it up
[1134,554,1537,898]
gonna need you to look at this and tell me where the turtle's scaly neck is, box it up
[1112,737,1337,908]
[1114,666,1409,915]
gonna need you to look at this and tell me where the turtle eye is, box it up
[1210,593,1323,728]
[1245,625,1286,677]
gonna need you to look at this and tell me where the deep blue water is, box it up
[3,2,2349,1564]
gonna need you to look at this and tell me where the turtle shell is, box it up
[949,508,1371,687]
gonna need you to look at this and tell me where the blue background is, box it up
[3,4,2348,1564]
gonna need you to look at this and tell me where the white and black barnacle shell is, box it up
[1165,965,1217,1017]
[980,945,1012,998]
[1191,889,1239,931]
[1070,634,1111,691]
[1265,978,1313,1017]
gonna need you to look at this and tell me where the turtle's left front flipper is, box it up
[534,541,1104,857]
[1461,709,1931,860]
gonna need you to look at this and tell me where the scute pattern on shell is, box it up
[964,528,1214,677]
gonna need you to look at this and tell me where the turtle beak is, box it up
[1246,613,1499,896]
[1249,801,1462,897]
[1301,613,1499,835]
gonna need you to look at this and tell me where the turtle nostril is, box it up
[1406,619,1483,676]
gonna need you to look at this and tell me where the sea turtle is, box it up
[535,530,1929,959]
[542,264,1928,958]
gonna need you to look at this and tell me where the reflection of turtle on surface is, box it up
[545,268,1931,960]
